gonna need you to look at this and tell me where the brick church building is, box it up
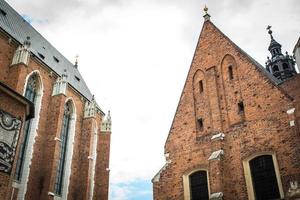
[0,1,111,200]
[153,8,300,200]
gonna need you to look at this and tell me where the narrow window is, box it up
[238,101,244,114]
[54,101,72,196]
[75,76,80,82]
[228,65,234,80]
[199,80,203,93]
[189,171,209,200]
[14,74,38,181]
[53,56,60,63]
[197,118,204,132]
[0,9,7,16]
[38,52,45,59]
[249,155,280,200]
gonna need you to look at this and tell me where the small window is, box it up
[228,65,234,80]
[272,65,279,72]
[238,102,244,113]
[38,53,45,59]
[53,56,60,63]
[75,76,80,82]
[197,118,203,131]
[199,80,203,93]
[0,9,7,16]
[282,63,289,70]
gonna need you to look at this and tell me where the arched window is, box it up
[272,65,279,72]
[228,65,233,80]
[15,74,38,181]
[249,155,280,200]
[54,101,73,196]
[189,171,209,200]
[283,63,289,70]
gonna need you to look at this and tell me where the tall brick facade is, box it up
[153,12,300,200]
[0,1,111,200]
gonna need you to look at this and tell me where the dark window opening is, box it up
[189,171,209,200]
[249,155,281,200]
[228,65,234,80]
[199,80,203,93]
[238,102,244,113]
[53,56,60,63]
[272,65,279,72]
[197,118,203,132]
[0,9,7,16]
[75,76,80,82]
[38,53,45,59]
[283,63,289,70]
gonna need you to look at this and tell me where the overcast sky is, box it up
[7,0,300,199]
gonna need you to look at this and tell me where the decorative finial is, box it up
[203,5,210,21]
[204,5,208,14]
[92,94,95,101]
[23,36,31,47]
[74,54,79,68]
[267,25,273,39]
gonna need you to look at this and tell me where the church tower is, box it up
[265,26,297,81]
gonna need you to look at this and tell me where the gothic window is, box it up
[199,80,204,93]
[249,155,280,200]
[197,118,203,132]
[228,65,233,80]
[14,74,38,181]
[54,101,72,196]
[189,170,209,200]
[283,63,289,70]
[273,65,279,72]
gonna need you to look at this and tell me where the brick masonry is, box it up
[153,18,300,199]
[0,23,111,200]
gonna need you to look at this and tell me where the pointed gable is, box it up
[164,17,292,152]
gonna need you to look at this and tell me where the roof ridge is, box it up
[207,20,282,85]
[0,0,94,101]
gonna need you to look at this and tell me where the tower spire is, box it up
[265,26,296,81]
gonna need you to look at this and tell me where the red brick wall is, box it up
[0,29,110,200]
[153,20,300,199]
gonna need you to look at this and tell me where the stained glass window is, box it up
[14,74,38,181]
[54,101,72,195]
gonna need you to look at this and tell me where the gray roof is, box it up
[0,0,93,100]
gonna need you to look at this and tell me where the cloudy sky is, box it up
[7,0,300,199]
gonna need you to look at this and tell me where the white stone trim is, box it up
[54,137,62,142]
[287,108,296,115]
[60,98,77,200]
[11,45,30,66]
[210,192,223,199]
[208,150,224,161]
[211,132,225,141]
[88,123,98,200]
[17,70,44,200]
[290,120,295,126]
[52,71,68,96]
